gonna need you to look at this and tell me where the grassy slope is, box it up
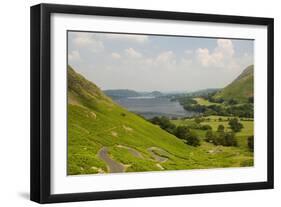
[68,66,253,175]
[214,65,254,102]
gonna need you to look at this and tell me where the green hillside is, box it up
[214,65,254,102]
[67,65,253,175]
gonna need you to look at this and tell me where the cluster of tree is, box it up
[150,116,200,147]
[194,117,204,124]
[227,98,239,105]
[182,103,207,113]
[204,93,253,105]
[150,116,252,150]
[205,125,237,146]
[228,118,243,132]
[202,92,224,103]
[226,104,254,118]
[173,97,197,105]
[150,116,176,134]
[197,124,212,130]
[204,118,244,147]
[174,126,200,147]
[174,96,253,118]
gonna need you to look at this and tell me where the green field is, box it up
[171,115,253,154]
[193,97,221,106]
[68,66,254,175]
[172,115,253,137]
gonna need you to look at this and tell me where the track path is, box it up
[98,147,125,173]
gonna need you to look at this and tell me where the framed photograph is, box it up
[30,3,274,203]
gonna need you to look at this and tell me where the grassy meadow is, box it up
[193,98,222,106]
[171,115,253,153]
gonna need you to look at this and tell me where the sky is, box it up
[68,31,253,92]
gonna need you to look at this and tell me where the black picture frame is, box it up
[30,3,274,204]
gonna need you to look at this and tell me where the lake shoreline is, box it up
[112,96,198,119]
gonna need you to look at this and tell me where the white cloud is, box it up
[68,50,81,62]
[196,48,211,66]
[216,39,234,57]
[180,57,193,66]
[184,50,193,55]
[104,34,148,43]
[141,50,192,72]
[72,33,104,52]
[111,52,121,59]
[130,50,192,70]
[196,39,235,68]
[155,51,174,63]
[125,48,142,58]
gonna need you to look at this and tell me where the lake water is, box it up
[114,96,197,119]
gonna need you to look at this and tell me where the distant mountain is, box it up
[140,91,163,97]
[103,89,140,98]
[214,65,254,102]
[104,89,164,99]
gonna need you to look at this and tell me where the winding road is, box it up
[117,145,143,158]
[97,145,170,173]
[98,147,125,173]
[147,147,169,162]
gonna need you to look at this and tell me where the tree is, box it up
[217,124,225,132]
[200,124,212,130]
[174,126,189,139]
[248,136,254,152]
[228,118,243,132]
[205,108,216,116]
[212,131,237,147]
[185,132,200,147]
[228,98,238,105]
[205,127,238,147]
[224,132,237,146]
[194,117,203,124]
[175,126,200,147]
[205,130,214,143]
[214,131,226,146]
[150,116,176,134]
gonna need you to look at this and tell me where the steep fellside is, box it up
[67,65,195,174]
[214,65,254,102]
